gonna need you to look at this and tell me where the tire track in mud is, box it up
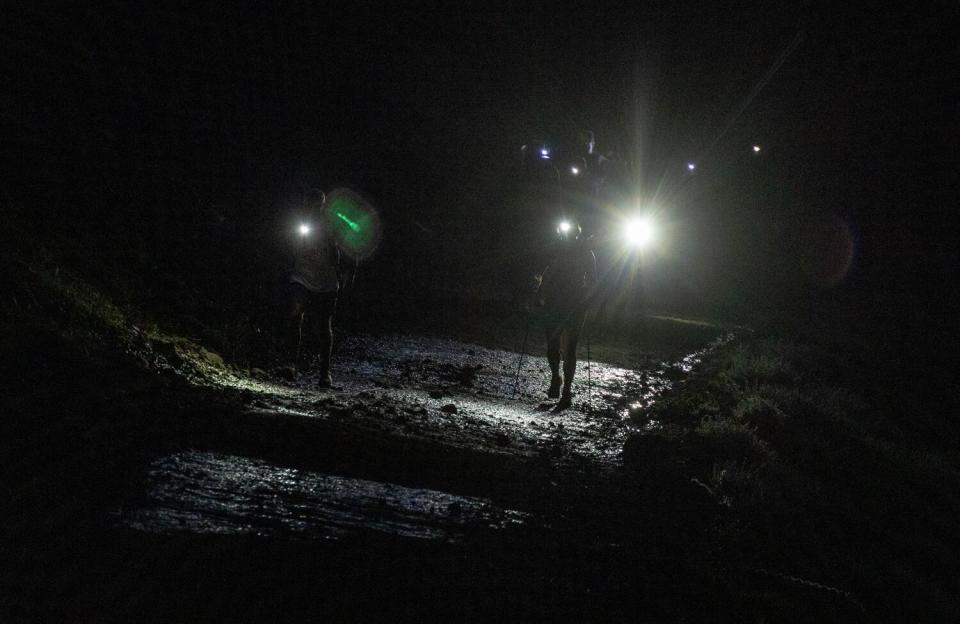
[120,332,733,541]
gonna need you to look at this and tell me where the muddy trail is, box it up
[4,262,769,621]
[117,331,731,544]
[10,251,942,621]
[96,329,748,621]
[4,251,878,620]
[13,253,864,619]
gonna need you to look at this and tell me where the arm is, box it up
[518,267,547,313]
[535,262,553,306]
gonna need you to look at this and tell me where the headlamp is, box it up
[624,217,655,249]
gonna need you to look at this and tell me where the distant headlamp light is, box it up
[299,223,311,236]
[558,220,572,235]
[624,217,655,249]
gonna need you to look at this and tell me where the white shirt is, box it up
[290,224,340,293]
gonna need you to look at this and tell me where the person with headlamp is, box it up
[287,188,353,388]
[533,219,598,410]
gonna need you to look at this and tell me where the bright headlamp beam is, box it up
[299,223,311,236]
[570,166,580,175]
[540,147,551,159]
[686,162,696,171]
[558,220,572,234]
[752,145,761,153]
[624,217,654,249]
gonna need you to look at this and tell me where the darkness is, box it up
[4,3,957,326]
[3,1,959,620]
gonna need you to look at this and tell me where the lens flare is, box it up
[335,211,360,232]
[324,187,382,260]
[624,217,654,249]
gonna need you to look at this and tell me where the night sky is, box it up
[4,2,958,331]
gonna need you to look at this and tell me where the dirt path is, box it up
[119,331,731,542]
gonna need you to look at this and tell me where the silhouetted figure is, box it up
[287,189,353,388]
[534,222,597,410]
[573,130,606,236]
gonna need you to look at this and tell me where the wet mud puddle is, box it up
[120,451,528,541]
[120,332,731,540]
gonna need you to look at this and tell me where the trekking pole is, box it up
[295,311,305,370]
[586,325,592,404]
[512,313,531,398]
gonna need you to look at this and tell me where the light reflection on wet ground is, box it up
[316,333,732,460]
[121,451,529,541]
[123,332,732,540]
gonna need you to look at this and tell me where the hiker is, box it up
[287,188,354,387]
[533,220,597,409]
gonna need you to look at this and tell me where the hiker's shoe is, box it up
[547,376,562,399]
[553,390,573,411]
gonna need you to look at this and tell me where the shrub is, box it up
[733,394,788,438]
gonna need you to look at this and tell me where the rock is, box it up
[440,403,458,414]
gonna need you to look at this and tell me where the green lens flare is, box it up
[324,189,382,259]
[335,210,361,232]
